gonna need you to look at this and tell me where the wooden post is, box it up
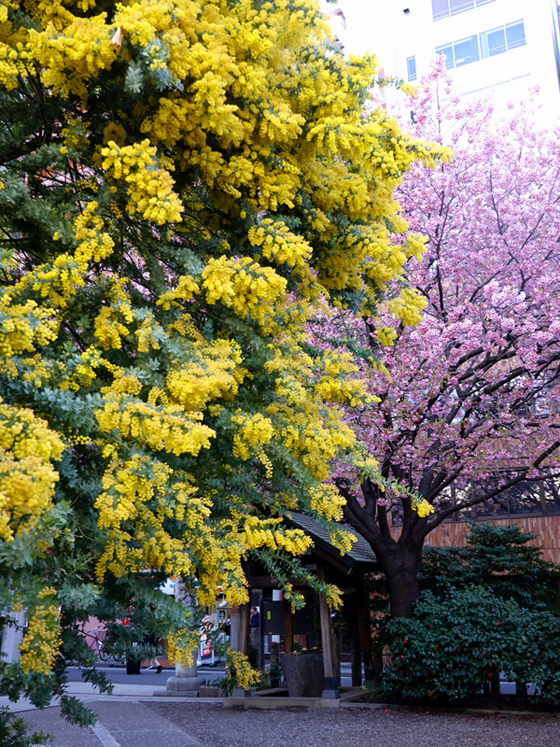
[229,610,241,651]
[239,603,250,656]
[231,561,253,697]
[230,602,252,698]
[239,559,252,658]
[317,563,340,699]
[284,600,294,654]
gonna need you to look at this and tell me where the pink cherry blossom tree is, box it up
[331,60,560,618]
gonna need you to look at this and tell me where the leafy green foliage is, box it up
[420,523,560,608]
[379,524,560,704]
[380,587,560,704]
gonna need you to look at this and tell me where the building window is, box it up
[437,20,526,69]
[454,34,480,66]
[437,43,454,69]
[506,21,526,50]
[407,55,417,81]
[432,0,496,22]
[436,34,479,69]
[480,26,507,57]
[480,21,526,58]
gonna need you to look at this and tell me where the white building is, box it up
[330,0,560,121]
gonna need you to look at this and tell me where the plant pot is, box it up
[281,653,323,698]
[126,657,141,675]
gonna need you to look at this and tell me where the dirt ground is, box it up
[147,701,560,747]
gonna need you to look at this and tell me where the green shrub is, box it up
[420,523,559,608]
[379,586,560,704]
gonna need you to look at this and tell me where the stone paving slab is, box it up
[19,707,103,747]
[0,682,165,713]
[90,701,204,747]
[19,700,204,747]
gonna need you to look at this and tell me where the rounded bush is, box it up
[379,587,560,704]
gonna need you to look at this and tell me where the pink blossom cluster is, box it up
[328,59,560,532]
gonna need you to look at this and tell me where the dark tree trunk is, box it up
[383,552,422,618]
[374,538,424,618]
[337,475,427,620]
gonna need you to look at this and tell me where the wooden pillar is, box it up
[317,563,340,699]
[230,602,252,698]
[239,603,250,656]
[357,595,376,683]
[284,600,294,654]
[238,559,252,658]
[229,609,241,651]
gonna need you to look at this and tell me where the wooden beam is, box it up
[239,603,250,656]
[284,600,294,654]
[317,563,340,699]
[311,545,354,575]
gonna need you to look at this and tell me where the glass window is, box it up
[438,21,525,69]
[480,27,506,57]
[436,44,455,69]
[454,35,480,66]
[391,501,403,526]
[480,21,526,58]
[544,477,560,514]
[506,21,526,50]
[407,56,417,82]
[450,0,474,16]
[432,0,450,22]
[508,482,542,515]
[432,0,495,22]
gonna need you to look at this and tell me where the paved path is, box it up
[1,661,360,746]
[21,700,205,747]
[4,678,212,747]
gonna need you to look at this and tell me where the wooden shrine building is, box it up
[232,512,379,699]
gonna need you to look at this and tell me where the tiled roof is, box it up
[285,511,377,569]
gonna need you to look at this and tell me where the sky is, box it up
[320,0,392,58]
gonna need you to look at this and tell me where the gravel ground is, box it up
[147,702,560,747]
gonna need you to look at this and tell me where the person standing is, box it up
[249,606,260,656]
[250,606,260,630]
